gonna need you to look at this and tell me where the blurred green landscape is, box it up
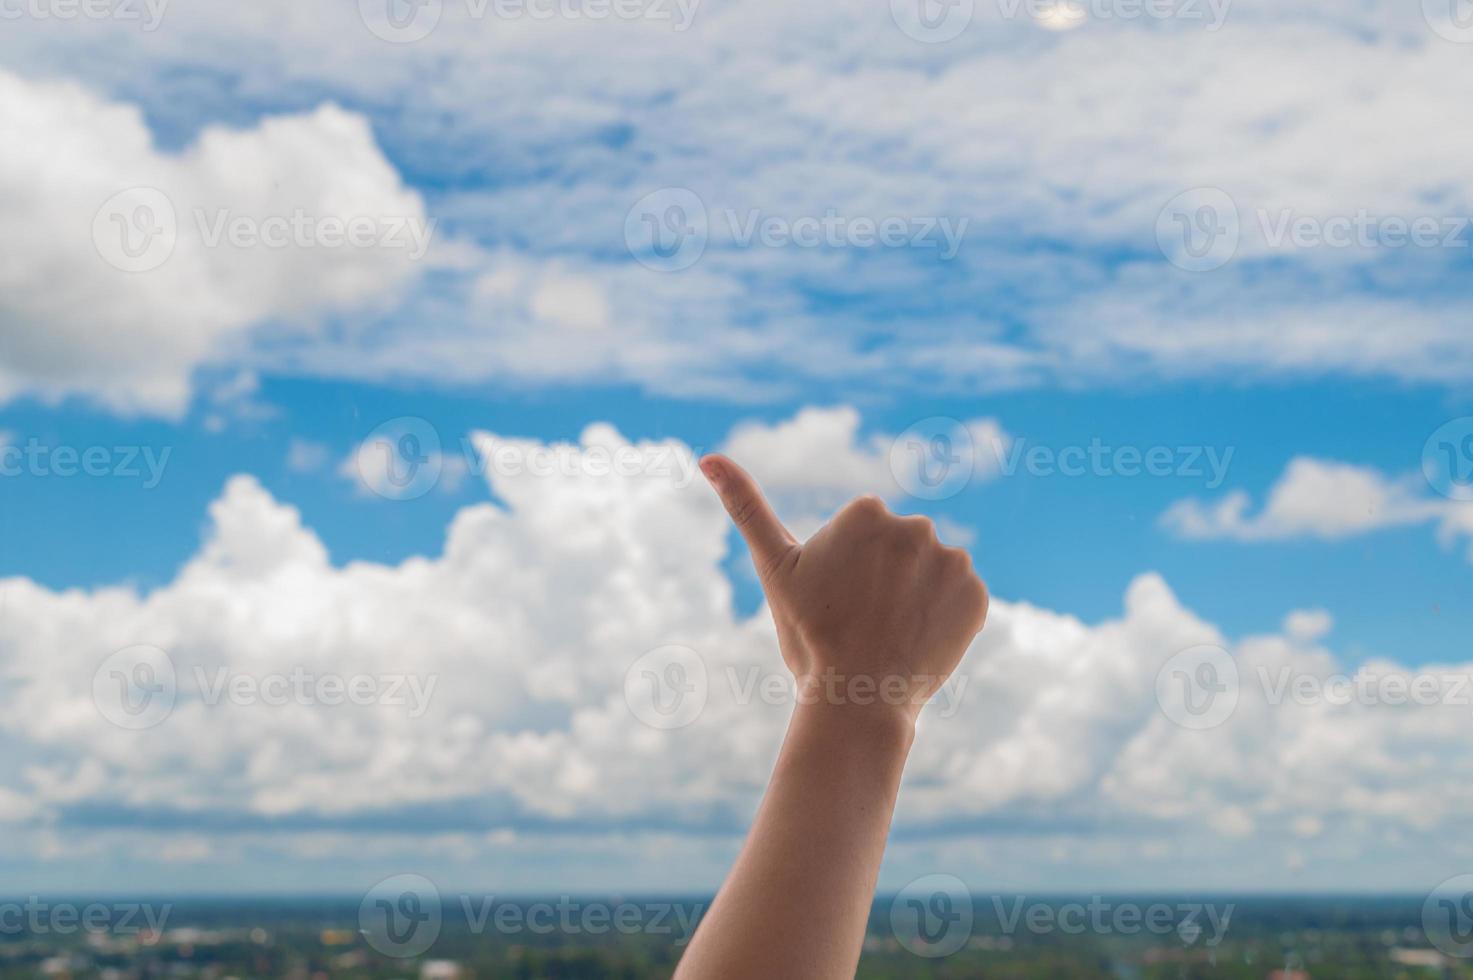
[0,895,1463,978]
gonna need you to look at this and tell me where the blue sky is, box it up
[5,378,1468,658]
[1,0,1473,895]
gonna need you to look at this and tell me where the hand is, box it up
[700,453,988,727]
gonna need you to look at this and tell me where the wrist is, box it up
[790,696,917,759]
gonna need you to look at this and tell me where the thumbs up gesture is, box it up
[700,454,988,727]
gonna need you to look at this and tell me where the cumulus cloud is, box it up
[1161,456,1473,558]
[0,420,1468,887]
[0,69,433,416]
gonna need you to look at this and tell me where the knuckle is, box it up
[903,515,939,542]
[842,494,888,524]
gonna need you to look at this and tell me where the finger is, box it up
[699,454,797,577]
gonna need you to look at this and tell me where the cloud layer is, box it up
[0,418,1468,886]
[4,2,1473,413]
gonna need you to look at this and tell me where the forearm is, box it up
[675,700,915,980]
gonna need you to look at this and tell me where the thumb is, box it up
[700,454,797,579]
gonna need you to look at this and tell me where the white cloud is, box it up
[0,69,433,417]
[1161,456,1473,557]
[1283,608,1333,643]
[0,417,1468,887]
[721,405,1008,536]
[286,438,332,474]
[201,370,278,433]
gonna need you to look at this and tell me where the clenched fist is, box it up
[700,453,988,726]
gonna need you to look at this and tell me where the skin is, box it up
[674,454,989,980]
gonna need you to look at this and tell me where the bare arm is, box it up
[675,455,989,980]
